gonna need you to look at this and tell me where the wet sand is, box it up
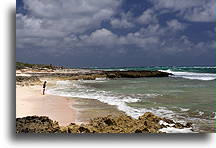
[16,82,124,126]
[72,98,125,123]
[16,85,78,126]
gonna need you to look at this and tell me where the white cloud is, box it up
[159,35,214,54]
[153,0,203,10]
[16,14,65,38]
[18,0,122,35]
[16,0,214,60]
[16,14,42,29]
[23,0,121,19]
[17,0,122,52]
[138,24,165,36]
[83,28,118,46]
[82,27,213,54]
[111,18,133,28]
[110,12,134,28]
[124,32,159,48]
[137,9,158,24]
[182,1,215,22]
[42,26,161,54]
[166,19,186,31]
[152,0,215,22]
[78,28,160,50]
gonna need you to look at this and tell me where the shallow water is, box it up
[47,66,216,133]
[47,76,215,133]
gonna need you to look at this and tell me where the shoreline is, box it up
[16,82,194,133]
[16,80,125,126]
[16,85,79,126]
[15,67,196,133]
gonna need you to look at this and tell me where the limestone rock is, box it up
[16,112,192,133]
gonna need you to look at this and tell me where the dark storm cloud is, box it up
[16,0,215,67]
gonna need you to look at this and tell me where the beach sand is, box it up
[16,85,78,126]
[72,98,125,123]
[16,80,124,126]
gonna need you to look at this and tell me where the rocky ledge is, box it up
[16,112,192,133]
[104,70,172,78]
[16,70,172,85]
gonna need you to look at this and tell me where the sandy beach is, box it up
[16,77,124,126]
[15,66,197,133]
[16,85,78,126]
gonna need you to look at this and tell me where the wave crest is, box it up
[159,69,216,81]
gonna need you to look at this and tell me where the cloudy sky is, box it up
[16,0,215,68]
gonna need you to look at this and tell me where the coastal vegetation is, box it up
[16,62,64,70]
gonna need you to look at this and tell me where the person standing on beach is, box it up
[42,81,47,95]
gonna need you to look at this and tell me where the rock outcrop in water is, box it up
[16,62,172,81]
[16,62,172,84]
[16,70,172,85]
[16,112,192,133]
[104,70,172,78]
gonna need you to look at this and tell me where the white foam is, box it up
[159,120,175,127]
[144,93,162,98]
[54,80,76,89]
[159,127,193,133]
[47,80,203,130]
[16,73,32,77]
[179,108,190,112]
[56,80,73,85]
[151,107,175,119]
[47,83,174,119]
[213,112,216,119]
[47,78,214,133]
[95,77,107,80]
[198,111,204,116]
[47,82,205,133]
[159,69,216,81]
[47,86,142,118]
[119,69,126,71]
[132,93,162,99]
[78,80,94,83]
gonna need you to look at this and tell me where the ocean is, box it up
[47,66,216,133]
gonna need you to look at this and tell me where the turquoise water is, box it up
[48,67,216,133]
[91,66,216,74]
[92,66,216,81]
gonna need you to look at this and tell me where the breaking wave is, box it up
[47,80,175,119]
[159,69,216,81]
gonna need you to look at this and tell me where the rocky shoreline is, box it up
[16,62,191,133]
[16,70,171,78]
[16,112,193,133]
[16,69,172,86]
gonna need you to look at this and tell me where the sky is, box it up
[16,0,215,68]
